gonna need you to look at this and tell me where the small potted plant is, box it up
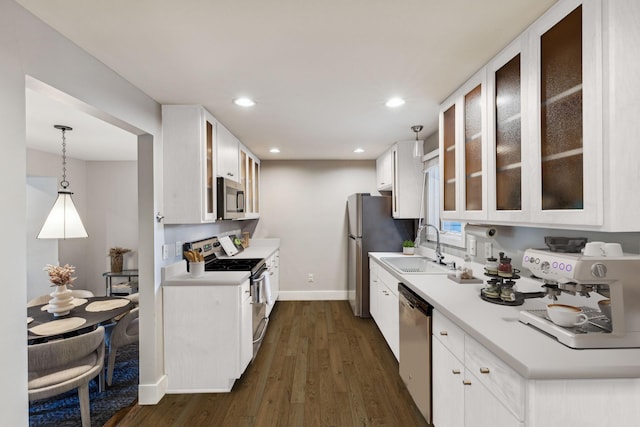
[402,240,416,255]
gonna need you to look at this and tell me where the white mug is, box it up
[583,241,604,257]
[547,304,588,327]
[603,243,623,257]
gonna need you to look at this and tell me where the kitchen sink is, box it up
[381,256,449,275]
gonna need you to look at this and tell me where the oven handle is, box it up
[252,316,269,344]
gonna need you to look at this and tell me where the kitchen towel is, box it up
[262,272,273,305]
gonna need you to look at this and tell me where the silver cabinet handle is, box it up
[462,380,472,386]
[440,331,448,336]
[480,367,490,374]
[452,369,461,375]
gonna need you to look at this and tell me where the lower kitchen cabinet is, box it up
[265,250,279,317]
[163,280,252,393]
[432,310,524,427]
[369,259,399,360]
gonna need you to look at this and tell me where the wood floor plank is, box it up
[115,300,430,427]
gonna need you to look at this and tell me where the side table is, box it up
[103,270,139,296]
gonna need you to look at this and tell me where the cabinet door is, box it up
[528,0,602,226]
[440,69,488,221]
[432,338,464,427]
[369,261,379,321]
[376,148,393,191]
[464,371,524,427]
[487,36,530,223]
[440,99,459,218]
[162,105,217,224]
[217,123,240,181]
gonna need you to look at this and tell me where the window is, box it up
[423,154,466,248]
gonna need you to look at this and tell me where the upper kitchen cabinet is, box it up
[441,0,640,231]
[439,69,488,222]
[486,36,530,223]
[526,0,602,227]
[376,148,393,191]
[240,144,260,218]
[217,123,240,183]
[377,141,424,219]
[162,105,217,224]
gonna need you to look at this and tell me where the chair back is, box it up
[28,326,105,400]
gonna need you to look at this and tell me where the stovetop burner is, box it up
[205,258,265,274]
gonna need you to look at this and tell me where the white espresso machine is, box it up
[519,248,640,349]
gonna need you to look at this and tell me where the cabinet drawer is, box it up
[465,335,525,420]
[377,265,399,296]
[433,310,465,360]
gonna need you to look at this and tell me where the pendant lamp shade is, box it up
[37,125,88,239]
[37,190,88,239]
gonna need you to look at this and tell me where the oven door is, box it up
[251,270,269,359]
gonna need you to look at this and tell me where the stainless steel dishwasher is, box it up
[398,283,432,423]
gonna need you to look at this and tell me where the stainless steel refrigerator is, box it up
[347,193,416,317]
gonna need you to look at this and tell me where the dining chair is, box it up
[28,326,105,427]
[27,289,95,307]
[105,307,139,386]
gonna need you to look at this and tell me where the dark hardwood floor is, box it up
[116,300,430,426]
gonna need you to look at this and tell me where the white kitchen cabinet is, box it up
[440,0,640,231]
[370,260,399,360]
[217,122,240,182]
[376,148,393,191]
[439,68,489,222]
[432,310,524,427]
[376,141,423,219]
[240,144,260,218]
[265,250,279,317]
[162,105,217,223]
[163,280,252,392]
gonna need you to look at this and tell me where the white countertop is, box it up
[162,238,280,286]
[370,251,640,380]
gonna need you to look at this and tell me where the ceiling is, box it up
[19,0,558,161]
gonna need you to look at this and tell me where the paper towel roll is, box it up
[465,224,497,238]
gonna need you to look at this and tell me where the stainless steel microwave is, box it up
[217,177,245,220]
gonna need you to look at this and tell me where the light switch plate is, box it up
[162,244,169,260]
[484,242,493,258]
[175,241,182,258]
[468,236,477,256]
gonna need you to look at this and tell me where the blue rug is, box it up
[29,342,138,427]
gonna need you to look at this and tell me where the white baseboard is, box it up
[138,374,168,405]
[278,290,348,301]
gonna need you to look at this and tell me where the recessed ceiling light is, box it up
[270,148,280,153]
[385,97,405,108]
[354,148,365,153]
[234,97,256,107]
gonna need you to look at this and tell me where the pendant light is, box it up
[37,125,88,239]
[411,125,423,158]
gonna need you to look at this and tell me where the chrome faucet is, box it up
[425,224,445,265]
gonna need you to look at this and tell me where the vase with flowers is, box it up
[44,263,77,317]
[108,247,131,273]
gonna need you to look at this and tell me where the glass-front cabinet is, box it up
[487,36,528,223]
[240,144,260,218]
[528,0,602,226]
[162,105,217,223]
[440,0,612,229]
[439,69,487,222]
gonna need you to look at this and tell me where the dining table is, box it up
[27,296,134,344]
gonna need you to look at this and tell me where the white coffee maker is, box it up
[519,248,640,349]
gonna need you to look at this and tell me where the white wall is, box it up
[254,160,378,299]
[26,177,59,301]
[2,1,163,424]
[85,160,139,294]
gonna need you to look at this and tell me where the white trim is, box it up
[278,290,348,301]
[138,374,168,405]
